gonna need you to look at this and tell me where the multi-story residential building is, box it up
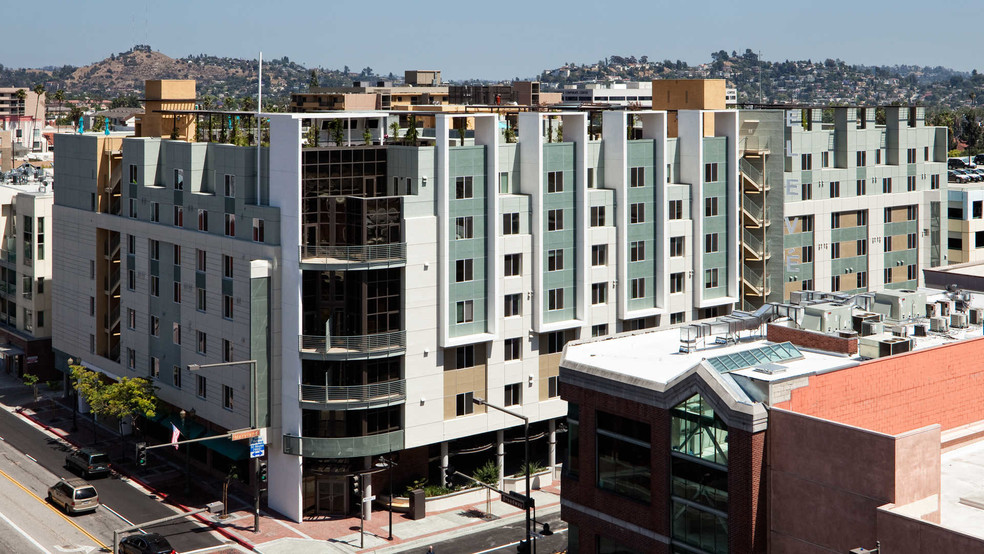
[561,81,654,107]
[737,106,948,309]
[0,87,47,153]
[0,179,53,378]
[52,79,741,522]
[945,181,984,264]
[560,287,984,554]
[0,130,12,172]
[291,71,449,113]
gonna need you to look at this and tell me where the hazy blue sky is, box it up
[4,0,977,80]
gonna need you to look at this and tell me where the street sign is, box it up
[231,429,261,441]
[249,436,265,458]
[501,491,534,510]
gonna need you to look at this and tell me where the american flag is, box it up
[171,423,181,450]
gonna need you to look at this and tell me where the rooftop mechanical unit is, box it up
[930,316,949,333]
[951,312,969,329]
[858,334,914,359]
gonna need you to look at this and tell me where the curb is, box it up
[14,406,257,551]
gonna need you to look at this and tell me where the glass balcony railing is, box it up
[299,380,406,409]
[298,330,405,360]
[299,243,406,268]
[282,429,404,459]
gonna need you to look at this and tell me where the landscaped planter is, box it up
[375,494,411,513]
[422,486,488,512]
[502,469,552,493]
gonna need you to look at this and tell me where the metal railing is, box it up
[740,135,770,154]
[298,330,406,357]
[299,243,406,265]
[282,430,405,459]
[299,380,406,407]
[742,195,765,222]
[743,267,768,292]
[739,158,767,190]
[742,229,767,257]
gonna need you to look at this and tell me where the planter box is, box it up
[424,486,489,512]
[502,469,552,493]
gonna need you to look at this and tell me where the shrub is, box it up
[472,459,499,486]
[514,460,546,477]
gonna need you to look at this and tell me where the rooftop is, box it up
[939,436,984,540]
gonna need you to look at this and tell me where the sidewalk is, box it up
[0,371,562,553]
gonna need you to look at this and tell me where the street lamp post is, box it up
[375,455,397,541]
[67,358,78,432]
[179,408,194,495]
[473,396,531,553]
[188,360,260,532]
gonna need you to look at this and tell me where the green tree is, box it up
[404,115,419,146]
[100,376,158,440]
[71,364,107,441]
[305,121,320,147]
[363,128,372,145]
[389,120,400,143]
[22,373,40,402]
[31,84,45,151]
[330,119,344,146]
[308,69,319,89]
[53,90,65,132]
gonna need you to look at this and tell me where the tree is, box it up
[389,120,400,143]
[22,373,40,402]
[305,121,320,147]
[53,90,65,132]
[330,119,344,146]
[404,115,419,146]
[71,364,107,442]
[100,376,157,442]
[309,69,319,89]
[363,128,372,145]
[31,84,45,151]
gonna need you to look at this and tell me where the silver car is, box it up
[47,477,99,514]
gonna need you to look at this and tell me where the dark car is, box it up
[65,448,111,478]
[119,533,176,554]
[949,158,969,169]
[975,154,984,165]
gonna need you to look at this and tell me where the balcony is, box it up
[299,243,407,270]
[299,380,406,410]
[0,249,15,266]
[742,267,771,297]
[742,229,770,262]
[298,330,406,361]
[739,158,769,193]
[741,195,770,229]
[740,135,770,156]
[282,429,404,459]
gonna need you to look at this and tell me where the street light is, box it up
[473,396,531,553]
[188,360,261,532]
[179,408,195,495]
[375,455,398,541]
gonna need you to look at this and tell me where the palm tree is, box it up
[53,90,65,132]
[14,89,26,145]
[31,84,46,152]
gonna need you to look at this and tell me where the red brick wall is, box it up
[728,429,767,553]
[767,324,858,355]
[774,336,984,435]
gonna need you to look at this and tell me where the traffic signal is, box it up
[444,466,455,488]
[258,461,268,482]
[352,474,362,508]
[136,442,147,466]
[516,540,530,554]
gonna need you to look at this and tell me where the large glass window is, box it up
[671,394,728,464]
[567,404,580,479]
[596,411,651,503]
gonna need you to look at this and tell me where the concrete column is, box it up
[548,419,557,470]
[497,430,505,489]
[440,441,449,477]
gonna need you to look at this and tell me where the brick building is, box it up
[560,287,984,554]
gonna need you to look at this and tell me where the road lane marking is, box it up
[0,507,53,553]
[26,453,37,463]
[100,504,135,527]
[0,468,109,551]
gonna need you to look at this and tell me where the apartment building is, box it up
[944,181,984,264]
[52,78,739,522]
[0,130,12,172]
[738,106,948,309]
[560,287,984,554]
[0,87,47,153]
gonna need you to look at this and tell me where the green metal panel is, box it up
[250,275,271,428]
[542,143,577,323]
[702,137,729,299]
[449,146,489,337]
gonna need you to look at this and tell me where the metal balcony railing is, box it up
[299,380,406,408]
[741,135,770,155]
[739,158,768,191]
[742,229,768,259]
[299,243,407,267]
[282,430,405,459]
[742,267,770,296]
[298,330,406,359]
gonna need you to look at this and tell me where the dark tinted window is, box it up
[89,454,109,464]
[74,487,97,499]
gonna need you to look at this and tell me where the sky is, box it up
[3,0,979,80]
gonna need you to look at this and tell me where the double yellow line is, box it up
[0,467,109,551]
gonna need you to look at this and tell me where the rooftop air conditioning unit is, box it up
[951,312,969,329]
[913,324,927,337]
[970,308,984,325]
[930,316,948,332]
[861,321,882,337]
[926,303,939,318]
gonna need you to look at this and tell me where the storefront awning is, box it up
[0,344,25,356]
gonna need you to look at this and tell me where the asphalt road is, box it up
[421,511,567,554]
[0,402,222,553]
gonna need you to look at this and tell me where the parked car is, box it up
[974,154,984,165]
[47,478,99,515]
[955,169,981,182]
[65,448,110,478]
[968,168,984,181]
[949,158,969,169]
[118,533,176,554]
[949,170,970,183]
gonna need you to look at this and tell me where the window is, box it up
[505,293,521,317]
[832,213,841,229]
[547,209,564,231]
[907,148,917,164]
[224,214,236,237]
[546,331,567,354]
[882,178,892,194]
[856,179,866,196]
[129,199,137,218]
[503,213,520,235]
[172,323,181,345]
[876,149,883,164]
[592,283,608,305]
[172,280,181,303]
[174,169,184,190]
[150,315,159,337]
[704,197,719,217]
[252,219,265,242]
[37,311,44,328]
[547,171,564,193]
[173,244,182,267]
[670,272,685,294]
[455,392,474,416]
[671,312,685,324]
[224,174,235,197]
[548,376,559,398]
[705,268,719,289]
[198,209,209,231]
[150,276,159,297]
[857,151,867,167]
[857,271,868,288]
[173,205,184,227]
[455,300,474,323]
[150,357,160,378]
[196,249,206,272]
[800,153,812,171]
[197,375,207,399]
[455,259,474,282]
[908,233,917,249]
[830,181,840,198]
[499,172,510,193]
[801,182,812,201]
[125,308,136,330]
[803,279,814,290]
[884,267,894,284]
[548,249,564,271]
[127,348,135,370]
[197,331,207,354]
[504,383,522,406]
[504,253,521,276]
[931,174,940,190]
[670,236,685,257]
[129,164,138,184]
[90,334,95,353]
[149,240,160,261]
[704,162,719,182]
[36,277,44,294]
[822,151,830,167]
[223,385,234,410]
[908,264,917,280]
[705,233,719,253]
[219,339,232,363]
[455,345,475,368]
[832,242,841,258]
[89,296,95,316]
[223,295,233,319]
[548,288,564,311]
[173,366,182,388]
[590,206,606,227]
[907,176,916,192]
[630,166,645,187]
[455,176,473,199]
[197,287,206,311]
[924,146,930,162]
[668,199,684,220]
[630,278,645,299]
[630,241,645,262]
[597,410,651,503]
[455,216,473,239]
[630,203,645,224]
[223,255,234,279]
[504,338,521,361]
[592,324,609,337]
[803,245,814,263]
[591,244,608,266]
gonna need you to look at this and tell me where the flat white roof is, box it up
[939,437,984,539]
